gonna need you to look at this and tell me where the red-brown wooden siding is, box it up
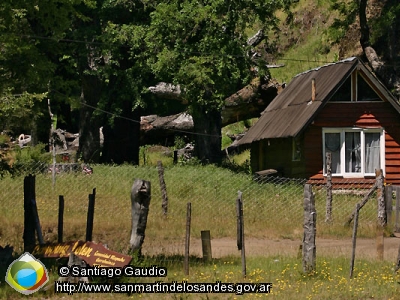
[304,102,400,184]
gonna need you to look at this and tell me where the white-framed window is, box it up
[323,128,385,177]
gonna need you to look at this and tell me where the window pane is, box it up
[365,132,381,173]
[325,133,341,173]
[357,74,381,101]
[330,76,351,102]
[345,132,361,173]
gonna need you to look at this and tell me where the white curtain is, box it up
[345,132,361,173]
[325,133,341,173]
[365,132,380,173]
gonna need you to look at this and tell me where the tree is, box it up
[143,0,292,164]
[358,0,400,97]
[330,0,400,98]
[97,1,155,164]
[43,0,154,164]
[0,0,94,146]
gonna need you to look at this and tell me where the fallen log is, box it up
[142,78,283,145]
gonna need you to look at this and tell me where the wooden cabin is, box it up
[238,57,400,185]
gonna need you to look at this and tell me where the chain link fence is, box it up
[0,162,385,258]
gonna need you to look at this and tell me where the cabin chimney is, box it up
[311,78,316,101]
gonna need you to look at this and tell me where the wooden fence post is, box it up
[24,175,36,252]
[325,152,333,223]
[236,191,246,278]
[157,161,168,216]
[201,230,212,262]
[184,202,191,275]
[31,199,44,245]
[86,188,96,242]
[376,169,386,226]
[303,184,316,274]
[236,195,242,251]
[58,195,64,243]
[350,203,360,278]
[396,187,400,232]
[376,169,385,261]
[130,180,151,253]
[385,185,393,232]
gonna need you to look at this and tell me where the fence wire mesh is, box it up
[0,162,385,259]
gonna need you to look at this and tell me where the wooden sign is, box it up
[33,241,132,268]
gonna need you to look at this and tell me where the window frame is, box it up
[292,136,302,161]
[322,127,385,177]
[329,70,384,103]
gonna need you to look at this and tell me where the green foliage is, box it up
[0,91,47,132]
[221,153,251,175]
[11,144,50,175]
[0,134,9,147]
[221,119,257,149]
[13,143,50,163]
[328,0,359,44]
[0,152,11,178]
[369,3,400,46]
[173,136,186,150]
[144,0,292,111]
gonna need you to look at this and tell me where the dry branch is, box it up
[344,183,377,226]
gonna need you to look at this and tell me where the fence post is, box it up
[350,203,360,278]
[58,195,64,243]
[376,169,386,226]
[303,184,316,274]
[201,230,212,262]
[130,180,151,253]
[236,195,242,251]
[157,161,168,217]
[396,187,400,232]
[385,185,393,232]
[376,169,385,261]
[31,199,44,245]
[325,152,333,223]
[86,188,96,242]
[184,202,191,275]
[236,191,246,278]
[24,175,36,252]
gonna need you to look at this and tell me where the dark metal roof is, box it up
[238,57,400,145]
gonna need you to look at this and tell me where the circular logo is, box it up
[5,252,49,295]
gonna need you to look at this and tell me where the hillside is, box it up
[222,0,392,150]
[266,0,361,83]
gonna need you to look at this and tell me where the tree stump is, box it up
[130,179,151,253]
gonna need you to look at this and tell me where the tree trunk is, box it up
[78,75,102,163]
[102,102,141,164]
[192,104,222,164]
[359,0,400,97]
